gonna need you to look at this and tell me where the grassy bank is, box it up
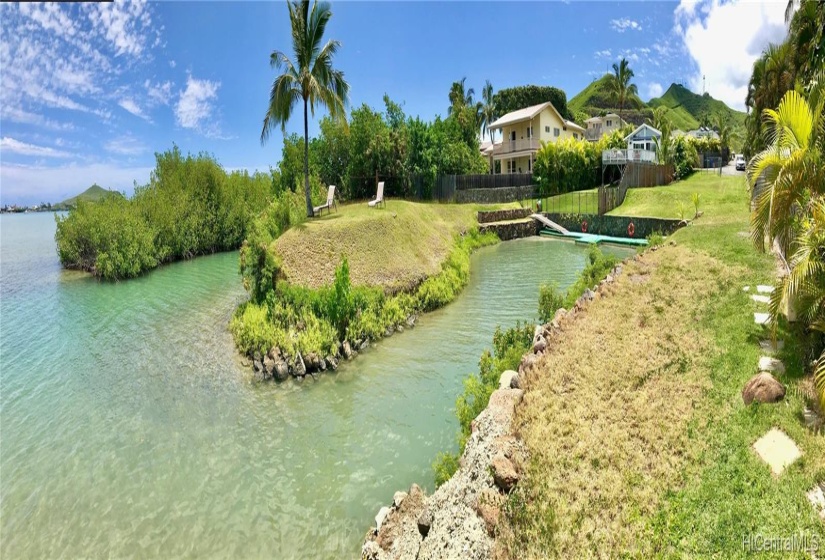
[500,174,824,558]
[230,200,508,375]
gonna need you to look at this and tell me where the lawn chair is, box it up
[368,181,385,208]
[313,185,337,216]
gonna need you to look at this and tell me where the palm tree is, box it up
[261,0,349,218]
[714,114,732,156]
[448,77,475,115]
[479,80,497,174]
[606,58,638,124]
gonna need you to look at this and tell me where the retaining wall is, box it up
[479,219,539,241]
[544,213,685,238]
[455,185,535,204]
[477,208,532,224]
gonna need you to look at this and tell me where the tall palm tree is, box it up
[261,0,349,218]
[606,58,638,124]
[480,80,496,144]
[714,114,732,155]
[448,77,475,115]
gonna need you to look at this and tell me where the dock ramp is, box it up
[530,213,569,234]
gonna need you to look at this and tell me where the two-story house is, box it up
[584,113,627,141]
[488,102,586,174]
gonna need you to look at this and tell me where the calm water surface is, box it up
[0,212,630,558]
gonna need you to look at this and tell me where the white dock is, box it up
[530,214,569,235]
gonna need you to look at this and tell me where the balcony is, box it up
[585,128,602,141]
[493,138,541,156]
[602,148,657,165]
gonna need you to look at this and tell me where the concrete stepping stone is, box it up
[753,428,801,476]
[754,313,771,325]
[751,294,771,304]
[807,484,825,520]
[758,339,784,354]
[758,356,785,374]
[756,285,775,294]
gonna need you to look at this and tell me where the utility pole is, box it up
[703,75,706,95]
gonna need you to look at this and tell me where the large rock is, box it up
[325,355,338,371]
[499,370,519,390]
[273,360,289,381]
[293,354,307,377]
[475,488,504,536]
[742,372,786,404]
[262,356,275,378]
[252,360,266,382]
[267,346,281,360]
[533,337,547,354]
[393,491,408,508]
[518,352,539,375]
[342,340,353,359]
[375,506,391,532]
[416,508,432,538]
[491,454,519,492]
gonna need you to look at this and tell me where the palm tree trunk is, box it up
[303,97,313,218]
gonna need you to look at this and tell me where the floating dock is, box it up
[539,228,648,247]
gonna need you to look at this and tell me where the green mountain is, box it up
[569,77,746,133]
[648,83,746,131]
[60,184,123,207]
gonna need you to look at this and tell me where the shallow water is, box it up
[0,212,630,558]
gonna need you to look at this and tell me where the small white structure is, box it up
[584,113,626,141]
[687,126,719,140]
[601,124,661,165]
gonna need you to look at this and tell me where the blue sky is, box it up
[0,1,788,205]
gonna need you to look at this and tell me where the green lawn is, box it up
[501,174,824,559]
[518,188,600,215]
[274,199,515,290]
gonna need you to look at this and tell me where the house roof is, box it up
[565,120,586,133]
[488,101,565,130]
[625,123,662,141]
[585,113,622,124]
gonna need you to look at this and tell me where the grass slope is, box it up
[274,200,511,291]
[60,184,122,206]
[501,174,824,558]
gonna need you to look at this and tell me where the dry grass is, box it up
[499,247,736,558]
[274,200,511,290]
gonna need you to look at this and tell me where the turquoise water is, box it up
[0,212,629,558]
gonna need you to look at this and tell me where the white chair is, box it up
[368,181,385,208]
[313,185,337,216]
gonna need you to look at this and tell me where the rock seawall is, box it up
[362,260,628,559]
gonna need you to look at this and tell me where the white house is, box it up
[584,113,627,141]
[602,123,661,165]
[487,102,586,174]
[687,126,720,140]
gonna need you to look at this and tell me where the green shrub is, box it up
[672,136,698,180]
[538,283,565,323]
[647,231,665,247]
[563,245,618,308]
[229,302,279,356]
[432,451,460,487]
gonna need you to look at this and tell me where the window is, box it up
[527,126,533,138]
[553,128,560,137]
[607,120,612,127]
[507,160,516,173]
[528,158,532,172]
[573,133,578,140]
[545,125,550,133]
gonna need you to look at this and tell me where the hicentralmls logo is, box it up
[742,533,820,554]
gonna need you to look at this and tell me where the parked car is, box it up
[735,154,746,171]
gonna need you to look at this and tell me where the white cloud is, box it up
[646,82,664,99]
[0,137,72,158]
[145,79,173,106]
[104,135,146,155]
[675,0,787,110]
[0,107,74,131]
[169,59,176,68]
[118,98,150,121]
[594,49,612,59]
[0,162,152,204]
[175,75,222,135]
[611,18,642,32]
[88,0,154,58]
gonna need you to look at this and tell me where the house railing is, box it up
[585,128,603,141]
[602,148,657,165]
[493,138,541,156]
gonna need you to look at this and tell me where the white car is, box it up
[735,155,746,171]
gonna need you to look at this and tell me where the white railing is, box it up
[585,128,602,141]
[602,148,657,164]
[493,138,541,155]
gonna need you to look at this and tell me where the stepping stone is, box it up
[742,286,751,292]
[758,339,784,354]
[754,313,771,325]
[756,285,775,294]
[806,484,825,520]
[753,428,801,476]
[751,294,770,304]
[758,356,785,374]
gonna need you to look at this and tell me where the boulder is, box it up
[518,352,539,375]
[325,355,338,371]
[475,488,504,536]
[742,372,786,404]
[552,307,567,327]
[294,353,307,377]
[499,370,519,390]
[396,325,405,333]
[393,491,408,508]
[253,350,262,362]
[305,352,321,372]
[267,346,281,360]
[273,360,289,381]
[533,337,547,354]
[491,455,519,492]
[253,359,263,374]
[384,326,395,337]
[406,315,416,328]
[360,340,369,351]
[375,506,391,532]
[417,508,432,538]
[262,356,275,377]
[582,288,596,301]
[342,341,353,359]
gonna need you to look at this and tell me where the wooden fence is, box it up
[440,173,534,191]
[619,162,674,189]
[347,173,534,202]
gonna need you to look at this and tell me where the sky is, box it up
[0,0,789,205]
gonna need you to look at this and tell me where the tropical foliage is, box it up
[605,58,638,124]
[747,75,825,411]
[261,0,350,217]
[55,147,273,280]
[493,85,572,121]
[532,131,626,196]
